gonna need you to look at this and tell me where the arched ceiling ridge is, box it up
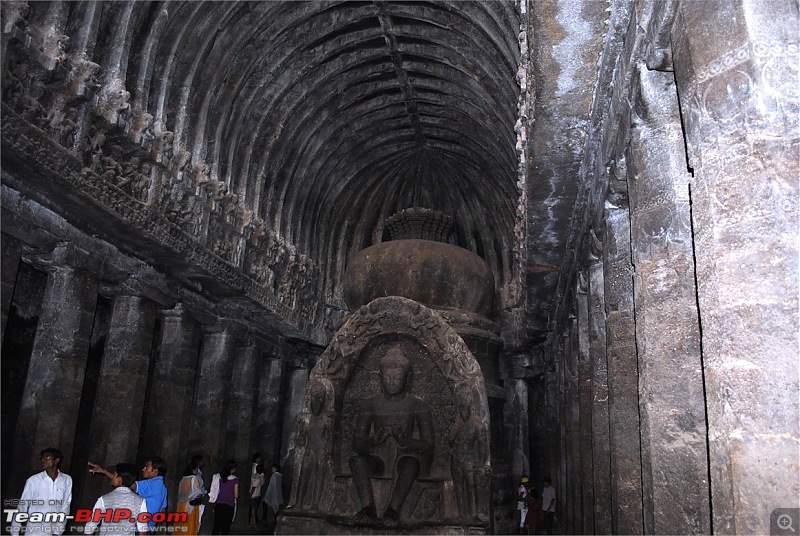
[266,62,516,232]
[396,45,516,118]
[254,98,409,223]
[309,128,509,226]
[388,0,520,75]
[329,155,416,252]
[312,140,422,230]
[64,2,101,60]
[411,94,514,151]
[178,2,281,166]
[146,2,207,129]
[281,106,416,235]
[246,63,407,212]
[390,30,515,102]
[276,121,418,234]
[128,2,170,107]
[98,0,523,312]
[166,4,253,151]
[200,3,340,187]
[236,2,518,221]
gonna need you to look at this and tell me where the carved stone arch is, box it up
[293,295,492,526]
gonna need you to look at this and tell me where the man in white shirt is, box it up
[10,447,73,535]
[541,476,556,535]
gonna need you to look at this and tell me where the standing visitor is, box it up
[83,463,148,535]
[11,448,72,536]
[249,464,265,528]
[211,460,238,535]
[262,464,283,532]
[174,457,206,536]
[541,476,556,534]
[525,486,540,534]
[89,456,168,533]
[516,475,529,534]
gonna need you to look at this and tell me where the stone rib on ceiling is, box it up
[116,0,520,303]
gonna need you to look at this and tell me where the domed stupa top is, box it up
[343,208,495,317]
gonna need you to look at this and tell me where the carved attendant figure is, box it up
[349,349,434,524]
[449,392,486,523]
[296,380,332,511]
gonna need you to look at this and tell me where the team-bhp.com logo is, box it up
[4,507,187,526]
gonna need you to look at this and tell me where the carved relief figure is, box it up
[348,348,434,525]
[449,391,487,523]
[295,380,333,511]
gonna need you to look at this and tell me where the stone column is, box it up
[9,264,98,497]
[527,368,548,483]
[603,203,644,533]
[563,323,581,535]
[144,305,200,502]
[672,3,799,533]
[191,327,236,469]
[1,234,22,344]
[227,342,259,470]
[576,276,595,534]
[588,253,612,534]
[83,295,156,505]
[505,378,530,477]
[542,366,560,494]
[627,64,711,534]
[252,356,285,463]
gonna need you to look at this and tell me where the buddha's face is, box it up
[381,366,409,395]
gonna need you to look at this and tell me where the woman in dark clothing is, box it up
[211,460,239,535]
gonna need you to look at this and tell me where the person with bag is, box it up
[174,456,206,535]
[516,476,529,534]
[210,460,238,535]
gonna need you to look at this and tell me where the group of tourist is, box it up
[10,447,285,535]
[516,475,556,535]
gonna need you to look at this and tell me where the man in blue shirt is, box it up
[89,456,168,533]
[133,457,167,532]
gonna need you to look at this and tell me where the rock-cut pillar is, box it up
[627,64,711,534]
[9,264,98,490]
[84,295,156,503]
[672,2,800,533]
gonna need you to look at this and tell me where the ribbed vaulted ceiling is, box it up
[59,0,522,302]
